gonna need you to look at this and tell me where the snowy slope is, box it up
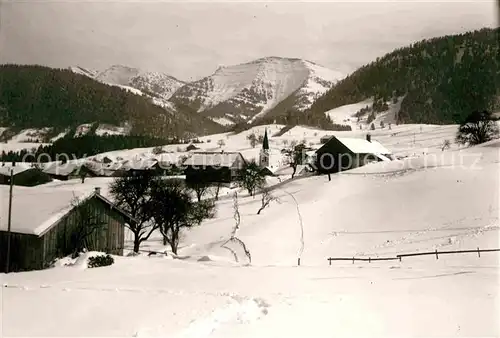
[130,71,186,100]
[2,142,498,337]
[68,65,186,112]
[94,65,141,86]
[170,57,344,123]
[93,65,186,100]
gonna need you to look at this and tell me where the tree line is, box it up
[308,27,500,124]
[0,134,172,162]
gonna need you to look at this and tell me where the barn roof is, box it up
[320,136,391,155]
[0,186,135,236]
[182,152,244,167]
[42,162,82,176]
[121,159,158,170]
[0,163,36,176]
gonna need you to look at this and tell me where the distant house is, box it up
[183,151,246,184]
[42,162,94,181]
[186,144,199,152]
[0,187,135,272]
[0,163,52,186]
[82,161,126,178]
[320,135,333,144]
[315,134,392,173]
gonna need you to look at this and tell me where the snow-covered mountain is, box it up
[69,66,99,78]
[69,65,186,100]
[169,56,344,124]
[68,58,343,128]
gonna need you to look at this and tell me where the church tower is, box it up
[259,128,270,167]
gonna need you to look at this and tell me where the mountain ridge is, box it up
[169,56,344,125]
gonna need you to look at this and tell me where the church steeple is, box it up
[262,128,269,150]
[259,128,270,167]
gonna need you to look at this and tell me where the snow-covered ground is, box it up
[1,138,498,337]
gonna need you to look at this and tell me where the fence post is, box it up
[329,258,332,266]
[477,247,480,258]
[352,257,355,264]
[298,258,301,266]
[368,257,371,263]
[399,256,402,262]
[435,249,438,260]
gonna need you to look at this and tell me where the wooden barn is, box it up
[0,163,52,186]
[0,186,135,273]
[42,162,94,181]
[183,151,246,184]
[315,134,392,173]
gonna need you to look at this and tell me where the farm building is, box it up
[0,162,52,186]
[0,186,135,273]
[315,134,392,173]
[42,162,95,181]
[82,161,126,178]
[183,151,246,184]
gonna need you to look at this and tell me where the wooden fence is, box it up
[327,247,500,265]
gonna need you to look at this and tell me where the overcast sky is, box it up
[0,0,497,81]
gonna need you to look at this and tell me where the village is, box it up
[0,121,468,272]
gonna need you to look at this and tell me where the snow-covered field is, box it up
[1,137,498,337]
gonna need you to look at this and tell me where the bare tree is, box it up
[186,180,210,202]
[238,160,266,197]
[283,142,307,178]
[221,192,251,264]
[257,187,278,215]
[109,171,157,253]
[282,189,304,266]
[441,139,451,151]
[212,181,223,200]
[150,179,216,255]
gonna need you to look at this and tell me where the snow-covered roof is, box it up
[121,159,158,170]
[327,136,391,155]
[0,163,36,176]
[0,187,94,236]
[0,186,134,236]
[182,152,244,167]
[43,162,82,176]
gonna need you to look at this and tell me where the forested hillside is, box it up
[0,133,172,162]
[0,65,223,138]
[309,28,499,124]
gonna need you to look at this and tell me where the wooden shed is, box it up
[0,186,135,273]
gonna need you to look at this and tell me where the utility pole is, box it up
[5,168,13,273]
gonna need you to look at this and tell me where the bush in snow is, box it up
[456,110,499,146]
[247,133,258,148]
[152,146,165,155]
[88,254,114,268]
